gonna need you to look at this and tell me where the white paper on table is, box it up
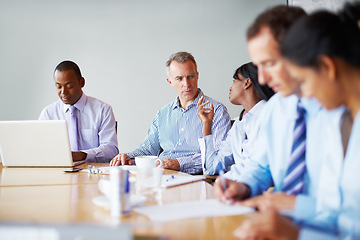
[132,199,254,222]
[162,175,205,188]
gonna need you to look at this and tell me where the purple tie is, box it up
[282,101,307,195]
[68,105,79,151]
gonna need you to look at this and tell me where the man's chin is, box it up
[278,90,292,98]
[61,99,72,105]
[278,89,301,98]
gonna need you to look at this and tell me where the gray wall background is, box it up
[0,0,285,153]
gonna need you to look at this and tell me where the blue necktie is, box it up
[68,105,79,151]
[282,101,307,195]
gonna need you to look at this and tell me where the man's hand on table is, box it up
[161,158,180,171]
[110,153,133,166]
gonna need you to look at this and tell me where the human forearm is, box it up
[177,154,202,174]
[82,143,119,163]
[202,121,212,136]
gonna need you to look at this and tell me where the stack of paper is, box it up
[133,199,254,222]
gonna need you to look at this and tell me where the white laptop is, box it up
[0,120,84,167]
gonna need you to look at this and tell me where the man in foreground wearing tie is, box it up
[215,5,328,222]
[39,60,118,162]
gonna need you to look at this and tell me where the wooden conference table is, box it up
[0,163,248,240]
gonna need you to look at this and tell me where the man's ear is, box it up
[80,77,85,88]
[318,55,336,82]
[244,78,252,90]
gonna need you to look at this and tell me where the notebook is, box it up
[0,120,84,167]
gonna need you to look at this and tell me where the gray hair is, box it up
[166,51,197,79]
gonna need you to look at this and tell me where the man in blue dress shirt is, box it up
[215,5,329,221]
[110,51,231,174]
[39,60,119,163]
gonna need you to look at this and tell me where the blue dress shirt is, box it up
[198,100,267,179]
[234,93,328,220]
[299,107,360,239]
[127,89,231,174]
[39,93,119,163]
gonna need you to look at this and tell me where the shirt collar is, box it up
[243,99,267,120]
[63,93,87,113]
[172,88,203,110]
[300,96,322,117]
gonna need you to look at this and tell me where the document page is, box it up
[162,175,204,188]
[133,199,254,222]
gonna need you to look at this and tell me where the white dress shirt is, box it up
[39,93,119,163]
[299,107,360,239]
[235,93,329,220]
[198,100,267,180]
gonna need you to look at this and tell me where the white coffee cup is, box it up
[135,156,163,168]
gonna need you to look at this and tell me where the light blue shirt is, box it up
[198,100,267,179]
[299,107,360,239]
[127,89,231,174]
[234,93,326,220]
[39,93,119,163]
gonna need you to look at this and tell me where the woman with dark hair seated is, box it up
[197,62,274,179]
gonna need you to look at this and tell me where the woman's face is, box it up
[285,59,343,110]
[229,74,246,105]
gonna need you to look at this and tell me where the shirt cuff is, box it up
[299,228,338,240]
[177,156,202,175]
[177,157,194,173]
[198,137,206,170]
[198,134,215,174]
[235,176,264,197]
[294,194,316,220]
[82,149,95,162]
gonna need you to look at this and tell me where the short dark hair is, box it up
[166,51,197,69]
[233,62,274,101]
[247,5,307,44]
[54,60,82,80]
[281,3,360,69]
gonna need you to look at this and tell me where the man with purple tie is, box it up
[39,60,118,163]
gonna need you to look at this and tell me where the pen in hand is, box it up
[217,162,232,204]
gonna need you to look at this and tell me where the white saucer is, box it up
[92,195,146,209]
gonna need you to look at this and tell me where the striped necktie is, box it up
[282,101,307,195]
[68,105,79,151]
